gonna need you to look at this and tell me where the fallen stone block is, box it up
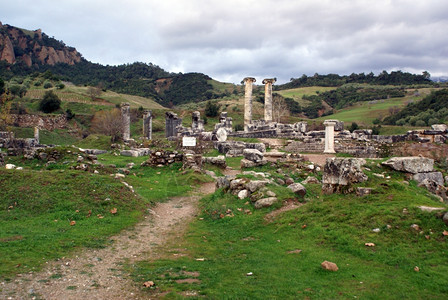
[382,156,434,174]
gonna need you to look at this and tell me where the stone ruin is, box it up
[165,111,182,139]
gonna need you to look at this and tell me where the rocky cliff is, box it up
[0,22,82,67]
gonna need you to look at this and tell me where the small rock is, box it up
[372,228,380,233]
[246,272,253,276]
[321,261,338,271]
[418,206,444,213]
[285,177,294,185]
[442,212,448,226]
[266,190,276,197]
[276,178,285,185]
[5,164,16,170]
[365,242,375,247]
[114,173,125,179]
[143,281,155,287]
[302,176,320,184]
[414,266,420,272]
[287,183,307,196]
[238,189,249,200]
[254,197,278,209]
[410,224,421,231]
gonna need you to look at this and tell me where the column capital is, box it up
[323,119,339,126]
[262,78,276,84]
[243,77,256,84]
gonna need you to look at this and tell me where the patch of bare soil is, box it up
[264,200,304,223]
[0,182,215,300]
[302,153,335,167]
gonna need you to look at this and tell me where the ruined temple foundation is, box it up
[262,78,276,123]
[324,120,338,153]
[121,103,131,141]
[243,77,256,131]
[143,110,153,140]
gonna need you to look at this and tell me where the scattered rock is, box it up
[143,281,155,287]
[245,180,269,193]
[410,224,421,231]
[372,228,380,233]
[418,206,445,213]
[442,212,448,226]
[266,190,276,197]
[254,197,278,209]
[243,149,264,163]
[276,178,286,185]
[382,156,434,174]
[285,177,294,185]
[114,173,125,179]
[238,189,249,200]
[321,261,338,271]
[5,163,16,169]
[202,155,227,168]
[365,242,375,247]
[356,187,373,197]
[413,172,444,186]
[287,183,307,196]
[322,158,368,194]
[302,176,320,184]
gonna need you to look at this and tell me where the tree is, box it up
[91,109,124,142]
[39,90,61,113]
[205,101,220,117]
[87,85,102,101]
[272,95,290,123]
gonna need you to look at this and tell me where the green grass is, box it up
[0,169,148,279]
[277,86,337,107]
[131,161,448,299]
[0,152,212,280]
[10,127,79,145]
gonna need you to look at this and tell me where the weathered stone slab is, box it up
[243,148,264,162]
[322,158,368,194]
[413,172,444,186]
[382,157,434,174]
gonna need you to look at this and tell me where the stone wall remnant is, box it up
[120,103,131,141]
[191,111,204,133]
[243,77,256,131]
[262,78,276,123]
[143,110,153,140]
[214,112,233,133]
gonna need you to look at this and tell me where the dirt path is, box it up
[1,182,215,300]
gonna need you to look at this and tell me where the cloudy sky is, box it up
[1,0,447,83]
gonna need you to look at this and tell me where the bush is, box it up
[372,125,381,135]
[43,81,53,89]
[234,124,244,131]
[372,118,381,125]
[415,120,426,127]
[65,109,75,120]
[56,83,65,89]
[205,101,220,117]
[349,122,359,132]
[39,91,61,113]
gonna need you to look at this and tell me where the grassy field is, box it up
[131,160,448,299]
[276,86,337,107]
[0,152,210,280]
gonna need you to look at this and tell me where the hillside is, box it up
[0,23,228,107]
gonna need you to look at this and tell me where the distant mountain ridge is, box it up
[0,22,82,67]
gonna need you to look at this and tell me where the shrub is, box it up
[65,109,75,120]
[205,101,220,117]
[349,122,359,132]
[39,91,61,113]
[43,81,53,89]
[56,83,65,89]
[234,124,244,131]
[415,120,426,127]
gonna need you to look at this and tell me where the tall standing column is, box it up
[121,103,131,141]
[143,110,153,140]
[243,77,256,131]
[262,78,276,123]
[324,120,338,153]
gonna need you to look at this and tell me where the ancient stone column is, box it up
[324,120,338,153]
[34,127,39,144]
[243,77,256,131]
[262,78,276,123]
[165,111,182,138]
[143,110,152,140]
[120,103,131,141]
